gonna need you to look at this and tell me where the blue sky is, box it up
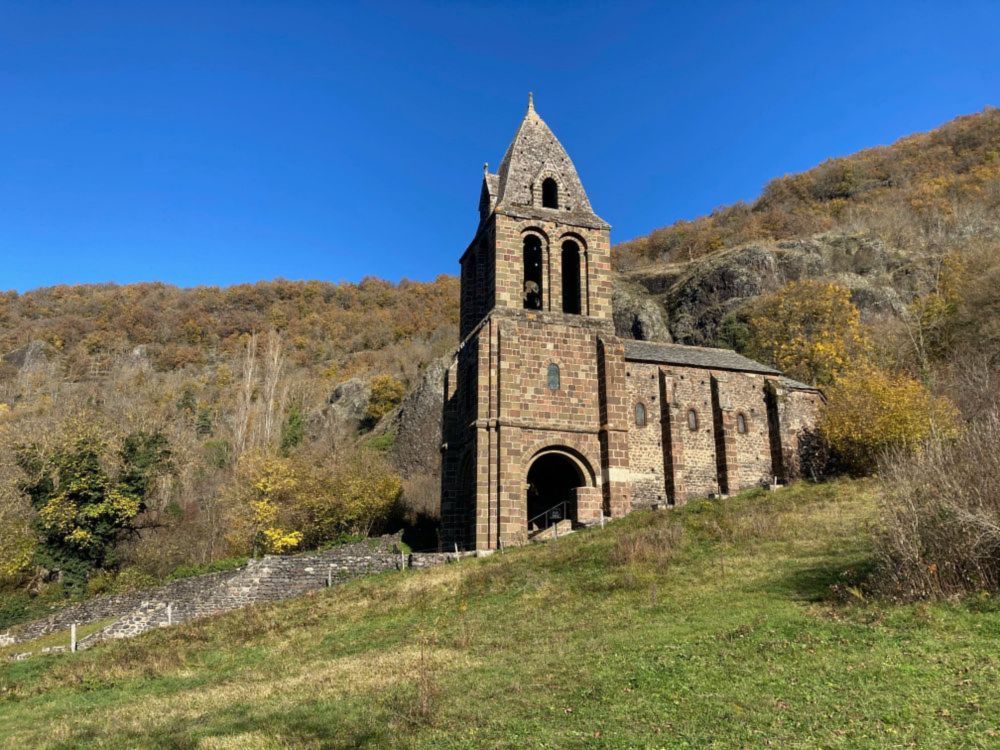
[1,1,997,293]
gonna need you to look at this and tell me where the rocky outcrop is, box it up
[623,232,930,346]
[612,281,671,342]
[309,378,373,442]
[2,340,57,375]
[374,356,448,476]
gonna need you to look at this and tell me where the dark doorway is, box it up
[523,235,543,310]
[561,240,581,314]
[526,452,585,530]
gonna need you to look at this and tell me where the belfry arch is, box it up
[522,234,544,310]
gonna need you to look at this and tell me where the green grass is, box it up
[2,479,999,749]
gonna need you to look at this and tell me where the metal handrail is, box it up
[527,500,568,531]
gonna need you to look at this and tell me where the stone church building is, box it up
[441,96,822,552]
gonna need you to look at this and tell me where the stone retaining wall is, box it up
[0,570,242,648]
[3,534,424,652]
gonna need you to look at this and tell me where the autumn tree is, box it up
[746,280,870,386]
[225,454,305,556]
[225,450,402,556]
[820,364,958,475]
[14,422,172,588]
[302,450,402,543]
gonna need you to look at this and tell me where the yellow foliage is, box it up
[820,364,958,474]
[0,488,36,580]
[366,375,406,422]
[226,454,305,556]
[226,450,402,556]
[746,280,871,386]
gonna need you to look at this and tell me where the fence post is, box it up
[167,603,173,626]
[400,551,406,570]
[327,565,333,587]
[70,623,77,653]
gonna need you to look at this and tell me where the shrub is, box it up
[820,364,958,475]
[302,450,403,543]
[366,375,406,423]
[874,408,1000,600]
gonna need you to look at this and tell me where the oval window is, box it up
[736,413,748,434]
[547,363,560,391]
[687,409,699,431]
[635,402,647,427]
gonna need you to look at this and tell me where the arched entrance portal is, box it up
[526,450,590,532]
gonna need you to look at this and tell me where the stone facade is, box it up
[441,97,823,551]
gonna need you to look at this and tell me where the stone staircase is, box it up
[528,518,576,542]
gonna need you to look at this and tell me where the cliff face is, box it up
[620,232,924,347]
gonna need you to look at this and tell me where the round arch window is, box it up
[635,402,647,427]
[687,409,699,431]
[547,363,560,391]
[736,413,748,434]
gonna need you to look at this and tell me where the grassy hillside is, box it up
[3,480,999,749]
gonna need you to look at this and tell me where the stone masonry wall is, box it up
[777,387,825,479]
[625,362,670,508]
[624,363,788,508]
[3,535,418,652]
[666,365,719,499]
[714,371,777,490]
[0,570,241,648]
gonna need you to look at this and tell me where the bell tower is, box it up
[458,93,615,339]
[442,96,631,551]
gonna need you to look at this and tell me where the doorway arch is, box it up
[525,448,594,531]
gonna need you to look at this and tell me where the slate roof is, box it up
[622,339,781,375]
[488,94,608,228]
[778,376,823,393]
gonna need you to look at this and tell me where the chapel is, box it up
[440,96,822,551]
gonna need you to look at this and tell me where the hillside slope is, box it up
[614,108,1000,346]
[3,480,999,749]
[1,108,998,602]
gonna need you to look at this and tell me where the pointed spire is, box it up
[527,91,534,114]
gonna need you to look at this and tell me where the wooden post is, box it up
[70,623,77,653]
[400,551,406,570]
[327,565,333,587]
[167,603,173,626]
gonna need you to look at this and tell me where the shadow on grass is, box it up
[774,553,877,603]
[47,698,398,750]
